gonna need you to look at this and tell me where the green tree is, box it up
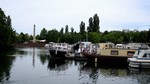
[80,21,85,34]
[29,35,33,41]
[138,31,147,43]
[71,27,74,34]
[79,21,86,41]
[88,32,100,43]
[132,30,140,42]
[93,14,100,32]
[19,32,26,42]
[71,33,81,43]
[0,8,16,52]
[147,29,150,42]
[87,14,100,32]
[46,29,60,42]
[39,28,47,40]
[87,17,93,32]
[65,25,69,34]
[36,35,40,40]
[60,27,64,35]
[103,30,108,35]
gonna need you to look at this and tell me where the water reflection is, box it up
[14,48,28,56]
[35,47,50,66]
[128,68,150,84]
[79,62,150,84]
[79,63,99,84]
[0,48,150,84]
[0,55,15,83]
[47,58,67,71]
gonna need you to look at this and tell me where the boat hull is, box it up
[128,60,150,68]
[49,50,67,58]
[129,61,150,68]
[82,52,128,63]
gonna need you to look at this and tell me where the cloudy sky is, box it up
[1,0,150,35]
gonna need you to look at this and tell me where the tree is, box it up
[71,27,74,34]
[93,14,100,32]
[87,14,100,32]
[79,21,86,41]
[36,35,40,40]
[60,27,64,35]
[39,28,47,40]
[29,35,33,40]
[80,21,85,34]
[138,31,147,43]
[88,32,100,43]
[46,29,60,42]
[87,17,93,32]
[19,32,26,42]
[147,29,150,42]
[0,8,16,52]
[65,25,69,34]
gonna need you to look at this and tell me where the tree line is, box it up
[36,14,100,43]
[1,7,150,52]
[35,27,150,44]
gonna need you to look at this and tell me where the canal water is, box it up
[0,48,150,84]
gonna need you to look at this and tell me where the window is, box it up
[111,50,118,55]
[144,53,150,58]
[127,51,135,56]
[147,53,150,58]
[109,45,113,48]
[143,54,147,57]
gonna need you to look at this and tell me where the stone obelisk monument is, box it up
[33,24,36,43]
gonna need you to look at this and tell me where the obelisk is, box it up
[33,24,36,43]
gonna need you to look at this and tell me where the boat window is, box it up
[109,45,113,48]
[143,54,147,57]
[62,44,66,46]
[127,51,135,56]
[145,53,150,58]
[147,53,150,58]
[111,50,118,55]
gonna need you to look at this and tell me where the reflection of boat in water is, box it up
[79,62,128,84]
[47,58,68,71]
[128,49,150,68]
[128,68,150,84]
[128,67,150,74]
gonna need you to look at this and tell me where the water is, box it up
[0,48,150,84]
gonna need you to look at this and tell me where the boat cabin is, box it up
[126,43,149,49]
[98,43,115,49]
[128,49,150,68]
[134,50,150,59]
[115,44,126,48]
[49,42,72,52]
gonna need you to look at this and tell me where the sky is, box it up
[0,0,150,35]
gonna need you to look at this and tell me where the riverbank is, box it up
[15,42,47,48]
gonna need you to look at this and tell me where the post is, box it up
[95,44,98,63]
